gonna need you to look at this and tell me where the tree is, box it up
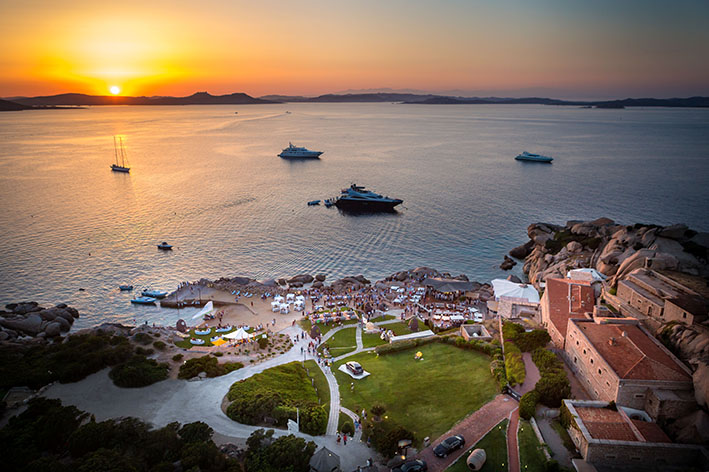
[535,372,571,408]
[245,429,316,472]
[180,421,214,443]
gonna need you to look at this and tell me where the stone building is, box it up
[615,269,709,325]
[562,399,707,471]
[496,295,539,320]
[564,317,694,417]
[539,277,595,349]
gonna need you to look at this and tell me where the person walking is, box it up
[343,433,347,445]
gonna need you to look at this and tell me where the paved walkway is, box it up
[507,408,520,472]
[340,406,363,441]
[536,412,574,469]
[417,395,517,471]
[43,325,375,471]
[518,352,541,395]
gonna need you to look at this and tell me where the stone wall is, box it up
[565,321,620,402]
[584,440,706,470]
[617,279,664,318]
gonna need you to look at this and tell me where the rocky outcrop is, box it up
[500,255,516,270]
[315,274,327,282]
[0,302,79,341]
[514,219,708,286]
[288,274,314,285]
[658,322,709,408]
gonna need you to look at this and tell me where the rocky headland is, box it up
[508,218,708,286]
[0,301,79,343]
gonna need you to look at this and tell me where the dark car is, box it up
[346,361,363,375]
[391,459,427,472]
[433,434,465,458]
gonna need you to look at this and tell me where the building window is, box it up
[634,393,645,399]
[631,457,641,461]
[583,349,586,355]
[598,369,602,375]
[576,340,579,346]
[590,358,594,364]
[683,312,687,319]
[574,356,577,363]
[605,455,617,460]
[606,381,610,386]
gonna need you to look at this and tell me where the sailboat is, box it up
[111,136,131,173]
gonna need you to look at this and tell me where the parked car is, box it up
[433,434,465,458]
[346,361,363,375]
[391,459,427,472]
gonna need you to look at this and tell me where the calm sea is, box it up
[1,103,708,328]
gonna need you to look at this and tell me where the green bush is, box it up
[532,348,563,373]
[178,356,243,379]
[109,356,169,388]
[608,287,617,296]
[0,333,134,390]
[172,354,184,362]
[514,330,551,352]
[135,346,154,356]
[245,429,316,472]
[371,404,386,418]
[505,350,526,386]
[257,337,269,349]
[213,351,223,357]
[365,418,415,457]
[535,371,571,408]
[520,390,540,420]
[133,333,153,345]
[153,341,166,351]
[341,421,354,435]
[179,422,213,443]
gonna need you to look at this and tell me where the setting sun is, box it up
[109,85,120,95]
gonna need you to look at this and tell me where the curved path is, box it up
[44,325,374,471]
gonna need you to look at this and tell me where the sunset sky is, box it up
[2,0,708,99]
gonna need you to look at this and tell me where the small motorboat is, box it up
[515,151,553,163]
[324,199,334,208]
[157,242,173,250]
[308,200,321,206]
[119,285,134,291]
[142,290,168,299]
[131,296,157,305]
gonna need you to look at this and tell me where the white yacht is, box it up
[278,143,323,159]
[334,184,403,212]
[515,151,553,163]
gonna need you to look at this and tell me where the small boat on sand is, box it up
[308,200,321,206]
[515,151,553,163]
[142,290,168,299]
[119,285,134,291]
[157,242,173,250]
[131,296,157,305]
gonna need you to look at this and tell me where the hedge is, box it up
[178,356,243,379]
[519,390,540,420]
[109,355,169,388]
[530,348,571,408]
[505,350,526,386]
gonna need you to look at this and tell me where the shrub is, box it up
[535,371,571,408]
[532,348,563,373]
[153,341,166,351]
[179,422,213,443]
[370,404,386,418]
[213,351,223,357]
[172,354,184,362]
[133,333,153,345]
[608,287,617,296]
[178,356,243,379]
[109,356,169,388]
[300,405,328,436]
[520,390,540,420]
[514,330,551,352]
[135,347,154,356]
[505,350,525,386]
[341,421,354,435]
[257,337,269,349]
[365,418,415,456]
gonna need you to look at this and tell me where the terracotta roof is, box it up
[546,278,595,338]
[575,406,673,443]
[576,407,638,441]
[574,321,691,382]
[631,419,672,443]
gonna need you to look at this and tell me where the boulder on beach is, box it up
[500,255,516,271]
[315,274,327,282]
[509,240,534,259]
[44,322,62,337]
[259,279,278,287]
[312,281,324,289]
[230,276,253,285]
[288,274,314,284]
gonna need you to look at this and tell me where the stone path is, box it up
[518,352,540,395]
[318,361,342,436]
[417,395,517,471]
[340,406,363,441]
[507,408,521,472]
[536,412,574,469]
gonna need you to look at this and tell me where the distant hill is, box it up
[406,95,709,108]
[13,92,278,106]
[0,98,32,111]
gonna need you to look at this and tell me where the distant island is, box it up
[2,91,708,110]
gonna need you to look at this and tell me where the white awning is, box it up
[192,301,214,320]
[224,327,252,340]
[491,279,540,303]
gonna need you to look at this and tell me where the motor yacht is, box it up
[515,151,553,163]
[278,143,323,159]
[334,184,403,211]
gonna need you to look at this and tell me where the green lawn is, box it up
[304,360,330,410]
[519,420,547,472]
[301,317,359,337]
[319,327,357,357]
[447,419,509,472]
[334,343,497,444]
[361,331,387,348]
[382,321,411,336]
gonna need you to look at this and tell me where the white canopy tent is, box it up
[192,301,214,320]
[271,301,280,312]
[491,279,540,303]
[224,327,252,340]
[273,295,284,303]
